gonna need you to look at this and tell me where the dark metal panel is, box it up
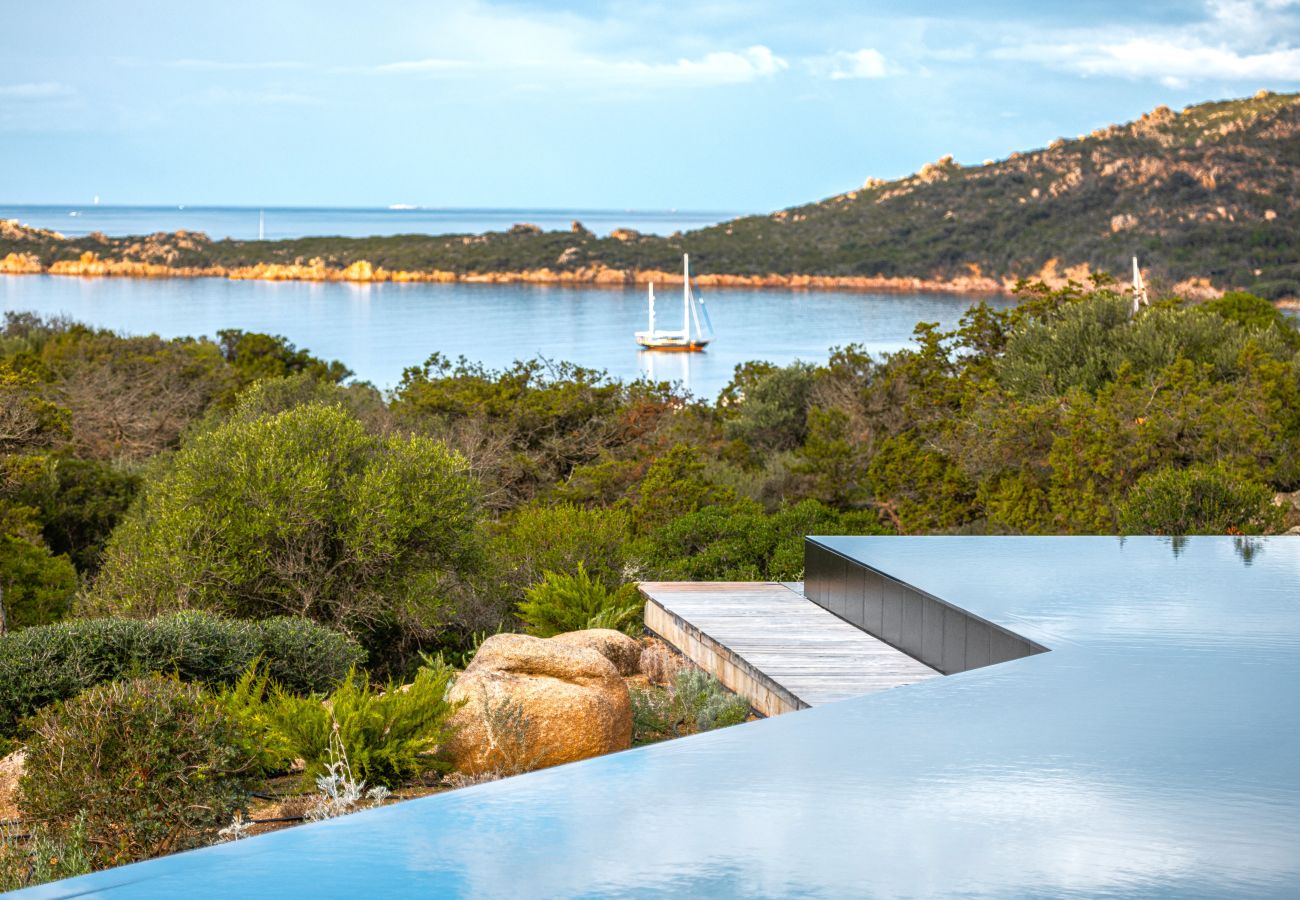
[921,597,945,666]
[941,606,967,674]
[881,577,904,645]
[862,568,885,637]
[900,589,924,657]
[843,561,867,627]
[990,626,1029,665]
[965,619,993,670]
[828,556,847,616]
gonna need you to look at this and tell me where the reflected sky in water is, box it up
[16,537,1300,898]
[0,275,1005,400]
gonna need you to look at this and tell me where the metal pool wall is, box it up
[804,537,1048,674]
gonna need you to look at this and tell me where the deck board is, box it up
[640,581,940,715]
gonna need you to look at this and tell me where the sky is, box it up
[1,0,1299,212]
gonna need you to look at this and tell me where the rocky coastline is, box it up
[0,247,1234,301]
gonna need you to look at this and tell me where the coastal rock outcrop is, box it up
[445,633,632,775]
[551,628,642,676]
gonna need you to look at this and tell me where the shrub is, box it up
[88,403,482,665]
[247,663,462,789]
[488,502,630,603]
[0,814,95,892]
[0,612,364,739]
[19,676,259,868]
[516,564,642,637]
[0,529,78,630]
[1119,463,1283,535]
[631,669,750,744]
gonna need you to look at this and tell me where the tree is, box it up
[88,403,482,663]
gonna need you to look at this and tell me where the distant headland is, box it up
[3,90,1298,299]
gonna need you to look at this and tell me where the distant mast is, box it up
[633,253,713,352]
[258,209,265,241]
[1132,256,1149,314]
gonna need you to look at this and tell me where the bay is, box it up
[0,275,1009,400]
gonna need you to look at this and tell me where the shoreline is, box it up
[0,252,1031,297]
[0,246,1232,302]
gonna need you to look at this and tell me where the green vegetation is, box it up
[0,612,363,738]
[1119,463,1282,535]
[87,402,481,672]
[632,669,751,743]
[516,564,643,637]
[0,265,1296,884]
[4,93,1299,295]
[219,662,462,789]
[0,814,95,892]
[19,676,259,868]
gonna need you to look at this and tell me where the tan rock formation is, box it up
[551,629,642,676]
[0,252,44,274]
[445,633,632,775]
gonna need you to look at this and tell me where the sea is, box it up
[0,206,1007,399]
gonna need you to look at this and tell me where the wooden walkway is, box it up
[640,581,941,717]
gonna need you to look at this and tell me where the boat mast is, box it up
[648,283,656,334]
[683,254,691,338]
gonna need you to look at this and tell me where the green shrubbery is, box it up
[217,662,462,788]
[516,564,643,637]
[0,612,364,738]
[631,669,751,743]
[87,402,482,671]
[19,676,259,868]
[1119,463,1283,535]
[0,814,94,892]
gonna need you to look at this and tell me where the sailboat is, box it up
[635,253,713,351]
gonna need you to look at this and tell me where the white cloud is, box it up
[0,82,74,99]
[1010,38,1300,82]
[808,48,890,80]
[601,45,787,84]
[995,0,1300,84]
[370,44,787,86]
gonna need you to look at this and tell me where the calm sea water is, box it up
[0,275,1007,399]
[0,205,739,241]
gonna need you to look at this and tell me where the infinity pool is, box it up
[15,537,1300,898]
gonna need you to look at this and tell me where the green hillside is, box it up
[3,91,1298,296]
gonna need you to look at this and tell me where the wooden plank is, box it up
[639,581,940,714]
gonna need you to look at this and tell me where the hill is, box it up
[2,91,1298,297]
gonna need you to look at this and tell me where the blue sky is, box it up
[2,0,1298,211]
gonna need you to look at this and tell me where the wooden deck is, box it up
[640,581,941,716]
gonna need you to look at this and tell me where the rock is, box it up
[508,223,542,235]
[551,628,642,676]
[570,220,590,235]
[0,750,25,820]
[445,634,631,775]
[609,228,641,242]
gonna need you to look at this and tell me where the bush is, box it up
[1119,463,1283,535]
[19,676,259,868]
[0,814,94,892]
[631,669,750,743]
[0,612,364,739]
[488,502,630,602]
[88,403,482,666]
[516,564,642,637]
[0,529,78,630]
[236,663,462,788]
